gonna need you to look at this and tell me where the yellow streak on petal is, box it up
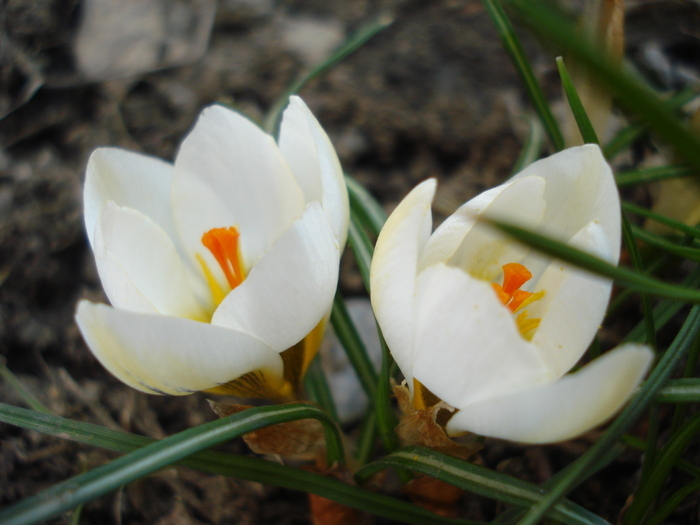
[512,290,546,314]
[196,253,227,306]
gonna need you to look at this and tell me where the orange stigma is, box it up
[491,262,545,339]
[201,227,245,290]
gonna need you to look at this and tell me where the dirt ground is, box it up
[1,0,699,523]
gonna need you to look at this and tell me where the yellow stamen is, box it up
[492,262,545,339]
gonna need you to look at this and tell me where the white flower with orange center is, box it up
[76,96,348,400]
[370,145,653,443]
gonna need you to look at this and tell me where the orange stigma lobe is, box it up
[491,262,534,312]
[201,227,245,290]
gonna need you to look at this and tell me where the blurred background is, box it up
[1,0,699,523]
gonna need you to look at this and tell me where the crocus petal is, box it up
[172,104,306,274]
[413,263,551,408]
[370,179,436,390]
[445,344,653,443]
[211,202,339,351]
[94,202,207,320]
[448,176,547,281]
[510,145,620,260]
[76,300,284,395]
[529,220,614,377]
[278,96,349,247]
[84,148,177,248]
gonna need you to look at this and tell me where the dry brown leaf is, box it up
[403,474,464,518]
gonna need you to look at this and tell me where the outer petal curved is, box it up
[448,176,547,281]
[94,202,207,320]
[413,264,551,408]
[278,96,349,248]
[510,145,620,259]
[445,344,653,443]
[529,220,614,377]
[370,179,436,389]
[172,104,306,276]
[211,202,339,352]
[75,301,284,395]
[84,148,177,248]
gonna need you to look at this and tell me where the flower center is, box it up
[491,262,544,340]
[197,227,246,306]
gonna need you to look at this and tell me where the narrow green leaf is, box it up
[487,218,700,303]
[303,355,339,422]
[506,0,700,171]
[604,87,699,160]
[644,478,700,525]
[616,165,696,187]
[374,327,403,460]
[622,434,700,479]
[346,175,387,236]
[0,404,344,525]
[0,360,51,415]
[510,115,545,176]
[517,305,700,525]
[264,14,394,135]
[330,292,378,399]
[624,413,700,524]
[623,265,700,344]
[656,379,700,403]
[0,403,465,525]
[481,0,564,151]
[347,213,374,294]
[622,202,700,238]
[621,211,656,349]
[483,0,564,151]
[355,409,378,465]
[356,447,608,525]
[630,224,700,261]
[556,56,599,145]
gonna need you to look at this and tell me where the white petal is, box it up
[448,176,547,281]
[211,202,339,351]
[279,96,349,248]
[84,148,177,249]
[413,264,551,408]
[171,104,306,274]
[75,300,284,395]
[510,145,620,261]
[370,179,436,390]
[446,344,653,443]
[528,220,614,377]
[94,201,207,319]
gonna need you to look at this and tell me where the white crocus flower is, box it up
[370,145,653,444]
[76,96,348,400]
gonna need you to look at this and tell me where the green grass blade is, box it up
[263,14,394,135]
[556,56,599,145]
[623,434,700,479]
[506,0,700,171]
[0,404,465,525]
[603,87,698,160]
[346,175,387,236]
[622,202,700,238]
[644,478,700,525]
[330,292,378,399]
[630,224,700,261]
[356,446,609,525]
[623,265,700,344]
[487,218,700,303]
[656,379,700,403]
[355,409,378,465]
[303,355,339,422]
[510,115,545,176]
[517,304,700,525]
[0,360,51,414]
[0,404,344,525]
[623,412,700,525]
[481,0,564,150]
[616,165,695,187]
[348,213,374,294]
